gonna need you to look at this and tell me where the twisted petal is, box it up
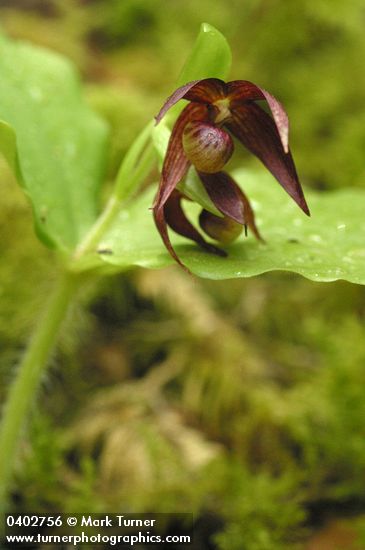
[153,102,223,271]
[165,191,226,254]
[226,103,310,215]
[153,201,182,268]
[227,80,289,153]
[155,78,226,124]
[198,171,245,224]
[236,185,264,242]
[154,191,226,272]
[198,171,263,240]
[153,102,208,210]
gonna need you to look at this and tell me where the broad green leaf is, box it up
[0,35,108,251]
[0,120,22,181]
[95,169,365,284]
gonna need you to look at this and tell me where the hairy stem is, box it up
[0,123,156,518]
[0,271,82,516]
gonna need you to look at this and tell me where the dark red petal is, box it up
[184,78,226,103]
[237,186,264,242]
[226,103,310,215]
[153,102,208,210]
[198,171,245,224]
[153,191,226,273]
[155,78,226,124]
[198,171,263,241]
[164,191,226,255]
[227,80,289,153]
[153,201,188,272]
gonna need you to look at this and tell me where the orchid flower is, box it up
[152,78,310,271]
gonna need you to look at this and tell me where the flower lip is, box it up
[182,120,234,173]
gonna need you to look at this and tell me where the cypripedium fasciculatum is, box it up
[153,78,310,271]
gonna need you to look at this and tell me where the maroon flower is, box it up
[153,78,309,271]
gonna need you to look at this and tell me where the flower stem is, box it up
[73,194,122,260]
[72,144,156,265]
[0,122,157,519]
[0,271,81,516]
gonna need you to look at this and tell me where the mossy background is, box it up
[1,1,365,548]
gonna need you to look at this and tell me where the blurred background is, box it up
[1,1,365,548]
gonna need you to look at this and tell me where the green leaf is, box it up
[155,23,232,129]
[95,169,365,285]
[177,22,232,85]
[0,35,108,251]
[0,120,22,181]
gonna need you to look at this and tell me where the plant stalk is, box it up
[0,271,81,516]
[0,122,157,520]
[73,153,156,264]
[73,194,122,260]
